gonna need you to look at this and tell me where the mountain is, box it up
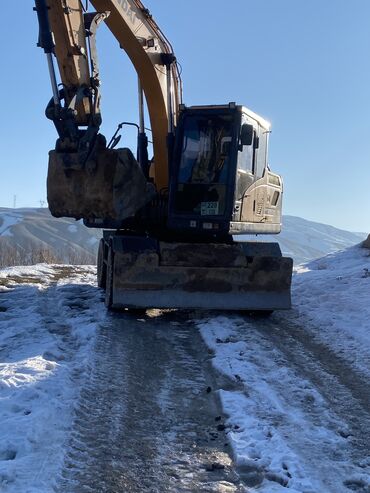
[0,208,101,266]
[269,215,366,264]
[0,208,366,267]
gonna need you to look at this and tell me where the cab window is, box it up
[238,133,254,173]
[255,130,267,178]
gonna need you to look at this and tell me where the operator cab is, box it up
[168,103,283,237]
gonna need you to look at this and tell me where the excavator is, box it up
[34,0,293,311]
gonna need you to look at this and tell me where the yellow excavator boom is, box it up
[42,0,181,190]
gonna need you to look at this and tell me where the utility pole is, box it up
[13,195,17,209]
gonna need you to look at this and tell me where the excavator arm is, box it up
[90,0,181,190]
[35,0,293,313]
[35,0,181,191]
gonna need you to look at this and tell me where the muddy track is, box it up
[4,265,368,491]
[56,310,244,493]
[255,311,370,463]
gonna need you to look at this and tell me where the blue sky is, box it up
[1,0,369,232]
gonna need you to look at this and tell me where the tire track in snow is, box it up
[56,311,245,493]
[0,265,100,492]
[198,314,370,492]
[264,313,370,463]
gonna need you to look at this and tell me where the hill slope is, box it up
[0,208,101,265]
[0,208,366,266]
[270,215,365,264]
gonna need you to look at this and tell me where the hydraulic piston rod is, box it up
[34,0,60,108]
[137,78,149,177]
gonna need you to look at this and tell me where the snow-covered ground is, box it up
[0,213,23,237]
[198,242,370,492]
[293,244,370,377]
[0,265,102,492]
[0,242,369,492]
[67,224,78,234]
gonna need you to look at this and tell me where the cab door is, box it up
[240,128,283,232]
[234,118,256,220]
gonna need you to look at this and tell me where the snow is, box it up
[268,216,366,264]
[199,318,319,491]
[0,213,23,237]
[0,264,101,492]
[67,224,78,233]
[197,242,370,492]
[293,244,370,376]
[0,264,55,280]
[87,236,99,246]
[198,314,370,491]
[0,242,369,491]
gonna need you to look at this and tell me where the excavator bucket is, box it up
[47,147,155,221]
[106,238,293,311]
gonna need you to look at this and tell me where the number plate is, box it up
[201,201,219,216]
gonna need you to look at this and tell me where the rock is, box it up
[205,462,225,472]
[362,234,370,249]
[338,429,352,439]
[216,337,231,344]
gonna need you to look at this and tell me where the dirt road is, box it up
[1,265,369,492]
[56,308,244,493]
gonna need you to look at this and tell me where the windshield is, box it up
[178,115,234,184]
[174,114,235,217]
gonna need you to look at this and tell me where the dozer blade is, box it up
[108,238,293,311]
[47,147,155,221]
